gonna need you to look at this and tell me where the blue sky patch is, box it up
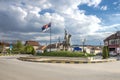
[78,0,120,26]
[39,9,55,15]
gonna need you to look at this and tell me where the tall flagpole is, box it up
[41,22,52,52]
[49,17,52,52]
[50,23,51,52]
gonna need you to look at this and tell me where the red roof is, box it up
[25,41,40,46]
[37,46,47,50]
[47,43,63,49]
[104,31,120,41]
[0,42,10,46]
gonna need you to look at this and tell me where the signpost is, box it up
[9,44,13,53]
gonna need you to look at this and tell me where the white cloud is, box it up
[80,0,102,7]
[113,2,118,5]
[99,24,120,31]
[88,0,102,7]
[112,13,120,16]
[0,0,114,45]
[100,5,107,10]
[90,23,120,41]
[35,36,50,41]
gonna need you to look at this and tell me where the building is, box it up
[36,46,47,53]
[0,42,10,53]
[104,31,120,54]
[47,43,59,52]
[46,43,64,52]
[24,41,40,51]
[72,45,102,54]
[85,45,102,54]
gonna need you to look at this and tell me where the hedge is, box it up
[37,51,95,57]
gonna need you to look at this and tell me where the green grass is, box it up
[0,53,16,56]
[37,51,95,57]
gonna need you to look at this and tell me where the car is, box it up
[109,51,117,56]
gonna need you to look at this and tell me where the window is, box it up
[117,39,120,44]
[117,31,120,36]
[109,39,115,45]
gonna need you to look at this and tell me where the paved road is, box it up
[0,55,120,80]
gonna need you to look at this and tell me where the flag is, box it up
[42,22,51,32]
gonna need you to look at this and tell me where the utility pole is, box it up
[100,42,102,54]
[58,37,60,50]
[82,38,86,53]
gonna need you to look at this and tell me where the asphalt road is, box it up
[0,55,120,80]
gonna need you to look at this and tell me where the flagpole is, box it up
[50,23,51,52]
[41,22,52,52]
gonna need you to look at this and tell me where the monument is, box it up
[63,30,71,51]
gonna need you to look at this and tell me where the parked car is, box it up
[96,52,102,56]
[73,47,82,52]
[109,51,117,56]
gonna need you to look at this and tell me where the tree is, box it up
[12,41,24,54]
[102,46,109,59]
[0,44,3,53]
[24,45,35,55]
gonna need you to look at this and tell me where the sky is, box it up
[0,0,120,45]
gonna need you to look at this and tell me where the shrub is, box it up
[37,51,95,57]
[24,45,35,55]
[9,41,24,54]
[102,46,109,59]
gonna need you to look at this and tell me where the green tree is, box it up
[0,46,3,53]
[24,45,35,55]
[102,46,109,59]
[12,41,24,54]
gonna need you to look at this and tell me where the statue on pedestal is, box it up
[63,30,71,51]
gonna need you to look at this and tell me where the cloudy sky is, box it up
[0,0,120,45]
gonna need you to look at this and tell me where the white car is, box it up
[109,51,117,56]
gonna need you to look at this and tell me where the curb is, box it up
[17,57,117,64]
[0,54,17,56]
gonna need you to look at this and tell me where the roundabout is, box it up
[17,56,117,64]
[1,55,120,80]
